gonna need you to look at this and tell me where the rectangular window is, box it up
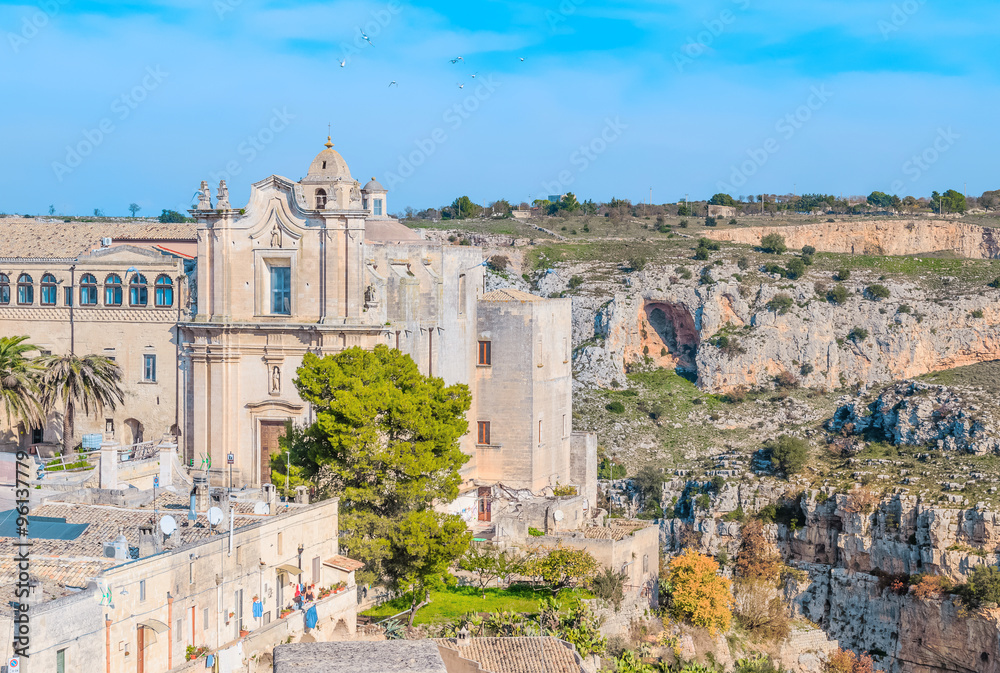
[189,562,193,584]
[176,619,182,642]
[203,608,209,632]
[143,354,156,382]
[270,265,291,315]
[643,554,649,573]
[139,580,146,602]
[56,648,66,673]
[64,287,73,306]
[477,340,491,366]
[277,532,283,555]
[312,556,321,585]
[236,545,244,566]
[374,199,383,216]
[105,418,114,434]
[477,421,490,446]
[538,419,543,444]
[563,414,568,438]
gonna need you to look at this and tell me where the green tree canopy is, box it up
[39,354,124,453]
[0,336,43,426]
[444,196,480,220]
[287,345,472,596]
[709,193,736,207]
[759,233,787,254]
[866,191,894,209]
[158,209,188,223]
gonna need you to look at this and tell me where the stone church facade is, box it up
[1,140,592,498]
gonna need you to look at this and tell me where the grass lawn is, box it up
[360,584,592,625]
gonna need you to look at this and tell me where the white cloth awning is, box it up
[138,619,169,634]
[275,564,303,576]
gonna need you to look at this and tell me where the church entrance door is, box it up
[259,420,287,485]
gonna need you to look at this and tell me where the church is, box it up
[1,139,594,501]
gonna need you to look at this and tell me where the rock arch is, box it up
[642,301,699,371]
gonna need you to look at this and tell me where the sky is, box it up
[1,0,998,216]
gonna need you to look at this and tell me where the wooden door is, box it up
[260,421,287,485]
[478,486,491,522]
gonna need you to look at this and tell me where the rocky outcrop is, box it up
[572,266,1000,393]
[829,381,1000,455]
[704,219,1000,259]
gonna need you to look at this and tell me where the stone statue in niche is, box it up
[270,224,282,248]
[350,184,361,204]
[217,180,230,210]
[271,366,281,394]
[365,284,378,305]
[197,181,212,210]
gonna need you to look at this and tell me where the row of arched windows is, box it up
[0,273,174,308]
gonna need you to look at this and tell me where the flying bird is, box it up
[449,57,464,63]
[389,80,398,87]
[470,73,478,79]
[360,28,374,46]
[457,83,465,89]
[519,57,525,62]
[339,59,346,68]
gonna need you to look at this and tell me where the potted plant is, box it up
[332,581,347,594]
[239,628,250,638]
[279,606,294,618]
[186,645,197,661]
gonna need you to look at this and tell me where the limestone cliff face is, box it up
[704,219,1000,259]
[657,482,1000,673]
[572,267,1000,394]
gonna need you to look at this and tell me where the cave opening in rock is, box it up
[645,302,699,373]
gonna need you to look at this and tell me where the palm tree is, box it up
[39,354,124,454]
[0,335,44,428]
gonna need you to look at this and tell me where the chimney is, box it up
[138,523,161,557]
[113,529,129,561]
[296,485,309,505]
[457,626,470,646]
[192,474,209,513]
[262,483,277,510]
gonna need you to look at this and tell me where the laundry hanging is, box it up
[305,604,318,629]
[252,599,263,619]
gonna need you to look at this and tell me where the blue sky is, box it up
[1,0,997,215]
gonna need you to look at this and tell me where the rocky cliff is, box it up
[704,219,1000,259]
[570,263,1000,394]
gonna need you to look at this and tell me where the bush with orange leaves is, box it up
[666,548,733,634]
[824,648,874,673]
[842,486,881,515]
[911,574,953,600]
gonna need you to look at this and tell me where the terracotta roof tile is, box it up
[480,289,545,302]
[0,221,196,259]
[434,637,584,673]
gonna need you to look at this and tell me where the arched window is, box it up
[40,273,57,306]
[16,274,33,305]
[0,274,9,304]
[104,274,122,306]
[315,188,327,210]
[80,274,98,306]
[154,275,174,307]
[129,273,148,307]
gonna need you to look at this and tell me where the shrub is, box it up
[784,257,806,279]
[660,347,668,357]
[605,401,625,414]
[698,237,721,251]
[626,255,647,272]
[827,284,849,305]
[528,527,544,537]
[768,435,808,475]
[989,277,1000,289]
[824,648,875,673]
[759,233,787,254]
[700,268,715,285]
[971,309,985,319]
[487,255,510,272]
[765,294,794,315]
[733,578,790,641]
[568,275,584,289]
[834,268,850,281]
[774,371,798,389]
[737,256,749,270]
[848,326,869,342]
[897,304,912,314]
[729,218,738,225]
[705,216,717,227]
[842,486,880,514]
[911,574,952,600]
[762,262,784,275]
[723,386,749,404]
[801,245,816,255]
[678,267,692,280]
[694,247,710,260]
[799,363,814,376]
[959,565,1000,607]
[590,567,627,611]
[800,254,813,266]
[865,284,890,300]
[667,549,732,634]
[696,494,711,510]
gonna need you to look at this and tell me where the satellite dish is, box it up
[207,507,224,527]
[253,502,269,516]
[159,515,177,537]
[553,509,564,522]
